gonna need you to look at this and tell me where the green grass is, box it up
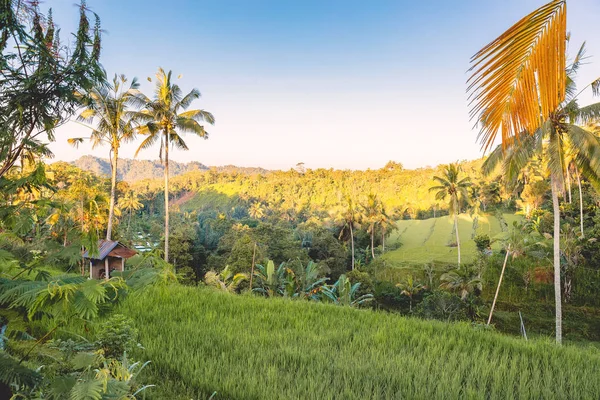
[121,285,600,400]
[383,213,521,266]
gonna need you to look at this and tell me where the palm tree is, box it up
[118,190,143,235]
[396,275,424,312]
[377,206,397,254]
[69,74,140,241]
[363,193,383,260]
[440,267,482,301]
[134,68,215,262]
[429,164,472,266]
[334,195,362,270]
[470,0,600,342]
[249,202,265,220]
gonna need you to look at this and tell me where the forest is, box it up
[1,0,600,399]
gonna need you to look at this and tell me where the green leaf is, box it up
[70,378,103,400]
[72,352,97,370]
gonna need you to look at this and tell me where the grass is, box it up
[120,285,600,400]
[383,213,521,266]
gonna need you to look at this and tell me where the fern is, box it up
[70,377,103,400]
[0,351,42,388]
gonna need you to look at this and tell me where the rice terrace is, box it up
[1,0,600,399]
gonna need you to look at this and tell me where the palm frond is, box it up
[177,89,201,110]
[576,102,600,125]
[178,109,215,125]
[467,0,567,151]
[134,133,160,157]
[175,117,209,138]
[168,133,189,151]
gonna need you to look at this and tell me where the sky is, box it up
[44,0,600,170]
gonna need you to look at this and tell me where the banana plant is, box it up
[294,261,328,300]
[320,274,373,307]
[204,266,247,294]
[253,260,287,297]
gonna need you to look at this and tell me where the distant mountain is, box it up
[71,155,209,182]
[69,156,270,182]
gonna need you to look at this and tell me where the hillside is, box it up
[121,286,600,400]
[69,156,270,182]
[384,213,521,266]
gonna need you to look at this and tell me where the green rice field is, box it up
[121,285,600,399]
[383,213,521,266]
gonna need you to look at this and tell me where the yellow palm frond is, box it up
[468,0,567,151]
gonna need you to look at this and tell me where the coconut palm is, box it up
[333,195,362,270]
[470,0,600,341]
[396,275,424,312]
[248,202,265,220]
[362,193,383,259]
[429,164,472,266]
[118,190,143,235]
[69,74,140,240]
[440,268,482,301]
[134,68,215,262]
[377,205,397,254]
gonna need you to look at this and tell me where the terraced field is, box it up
[122,286,600,400]
[383,213,521,266]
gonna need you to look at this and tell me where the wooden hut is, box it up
[83,240,137,279]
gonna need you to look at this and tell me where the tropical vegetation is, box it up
[2,0,600,398]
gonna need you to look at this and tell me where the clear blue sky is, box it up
[47,0,600,170]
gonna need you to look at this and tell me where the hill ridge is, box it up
[66,155,270,182]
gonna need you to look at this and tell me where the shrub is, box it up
[415,291,467,322]
[95,314,138,360]
[474,234,491,252]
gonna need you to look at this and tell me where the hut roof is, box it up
[83,240,137,260]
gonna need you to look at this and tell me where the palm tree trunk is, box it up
[370,223,375,260]
[350,223,355,270]
[250,242,256,291]
[551,174,562,344]
[127,208,133,236]
[106,147,118,241]
[164,134,170,263]
[455,213,461,267]
[81,197,84,276]
[566,168,572,204]
[487,246,510,325]
[576,167,584,237]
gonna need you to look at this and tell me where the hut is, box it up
[83,240,137,279]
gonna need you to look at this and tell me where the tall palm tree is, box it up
[362,193,383,260]
[468,0,600,343]
[377,205,397,254]
[334,196,362,270]
[134,68,215,262]
[69,74,140,241]
[429,164,471,266]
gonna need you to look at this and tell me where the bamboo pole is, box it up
[249,242,257,291]
[487,245,510,325]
